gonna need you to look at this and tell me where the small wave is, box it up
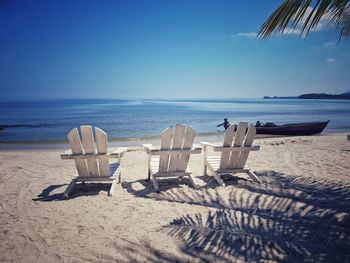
[109,134,160,142]
[197,131,223,136]
[0,123,52,130]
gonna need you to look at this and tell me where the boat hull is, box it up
[256,121,330,136]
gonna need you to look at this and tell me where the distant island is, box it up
[263,96,298,99]
[264,92,350,100]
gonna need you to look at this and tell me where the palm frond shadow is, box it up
[124,171,350,262]
[111,242,184,263]
[163,173,350,262]
[125,171,350,213]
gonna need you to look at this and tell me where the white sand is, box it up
[1,133,350,262]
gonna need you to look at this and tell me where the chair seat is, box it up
[150,156,191,174]
[206,155,221,170]
[202,122,261,185]
[74,161,120,181]
[144,124,200,192]
[62,125,122,198]
[206,156,247,171]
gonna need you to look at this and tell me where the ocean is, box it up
[0,98,350,143]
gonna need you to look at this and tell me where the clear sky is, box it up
[0,0,349,100]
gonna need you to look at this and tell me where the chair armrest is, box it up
[60,150,73,159]
[143,143,201,155]
[61,149,72,155]
[110,147,128,158]
[61,147,129,160]
[200,141,217,149]
[60,151,110,160]
[143,144,159,154]
[192,144,202,151]
[213,145,260,152]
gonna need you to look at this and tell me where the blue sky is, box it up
[0,0,349,100]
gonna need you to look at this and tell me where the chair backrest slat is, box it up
[219,122,257,170]
[177,126,196,172]
[158,127,173,172]
[168,124,186,172]
[158,124,196,173]
[95,127,110,176]
[80,125,99,177]
[228,122,248,168]
[219,125,236,169]
[67,126,111,177]
[236,124,256,168]
[67,128,89,176]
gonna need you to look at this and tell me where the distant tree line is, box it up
[264,92,350,99]
[299,92,350,99]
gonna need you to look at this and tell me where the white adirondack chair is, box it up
[201,122,261,187]
[60,125,126,198]
[143,124,201,192]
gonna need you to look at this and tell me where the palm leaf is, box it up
[258,0,350,39]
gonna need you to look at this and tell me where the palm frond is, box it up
[258,0,350,39]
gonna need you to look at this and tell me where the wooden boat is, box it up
[255,120,330,135]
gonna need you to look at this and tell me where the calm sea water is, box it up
[0,99,349,143]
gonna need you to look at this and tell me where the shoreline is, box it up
[1,130,348,150]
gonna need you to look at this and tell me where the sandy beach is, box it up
[1,132,350,262]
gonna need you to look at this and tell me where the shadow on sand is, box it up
[33,182,113,201]
[120,170,350,262]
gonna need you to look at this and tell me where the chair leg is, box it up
[203,163,207,175]
[64,180,76,198]
[118,171,122,184]
[109,179,117,196]
[188,174,199,189]
[213,172,226,187]
[152,175,160,192]
[247,170,262,183]
[146,169,151,181]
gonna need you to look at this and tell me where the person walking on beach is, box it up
[217,118,230,130]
